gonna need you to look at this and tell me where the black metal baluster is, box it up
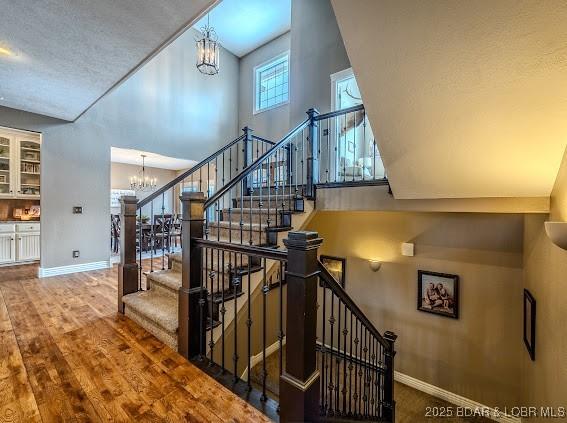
[342,303,348,414]
[321,279,327,415]
[161,193,165,270]
[277,261,284,414]
[138,208,142,289]
[358,320,363,417]
[336,295,341,413]
[208,248,215,364]
[150,201,154,273]
[328,292,335,415]
[198,247,205,359]
[267,155,272,231]
[221,247,226,372]
[274,149,279,228]
[294,139,299,197]
[232,254,240,382]
[326,118,330,183]
[349,310,354,417]
[247,254,252,391]
[365,327,370,417]
[301,129,305,193]
[354,318,360,417]
[353,111,357,183]
[343,113,347,183]
[258,156,263,240]
[261,257,268,402]
[240,180,244,245]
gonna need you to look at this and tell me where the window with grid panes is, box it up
[254,53,289,113]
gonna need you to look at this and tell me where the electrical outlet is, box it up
[72,250,80,258]
[73,206,83,214]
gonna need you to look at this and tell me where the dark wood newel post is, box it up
[383,330,398,422]
[242,126,254,194]
[306,108,319,199]
[178,192,206,358]
[118,196,138,313]
[280,231,323,423]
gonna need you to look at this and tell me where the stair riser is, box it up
[220,210,279,225]
[170,251,254,273]
[233,197,296,209]
[147,278,178,299]
[207,227,265,245]
[125,307,177,351]
[250,186,303,196]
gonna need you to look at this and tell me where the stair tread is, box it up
[122,291,178,333]
[147,269,182,291]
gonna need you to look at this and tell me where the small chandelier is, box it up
[130,154,157,192]
[196,14,220,75]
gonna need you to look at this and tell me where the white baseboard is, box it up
[38,260,111,278]
[395,371,521,423]
[241,338,286,380]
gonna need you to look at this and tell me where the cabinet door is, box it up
[17,138,41,198]
[0,135,15,198]
[0,234,16,264]
[16,233,40,261]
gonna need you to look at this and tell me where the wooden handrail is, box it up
[194,238,288,261]
[318,259,390,349]
[203,117,310,210]
[314,103,364,121]
[250,134,276,145]
[137,133,247,209]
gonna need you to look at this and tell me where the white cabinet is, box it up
[0,130,41,199]
[16,233,40,261]
[0,233,16,264]
[0,223,40,264]
[0,135,15,198]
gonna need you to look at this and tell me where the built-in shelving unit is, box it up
[0,129,41,199]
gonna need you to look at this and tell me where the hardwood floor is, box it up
[0,263,270,422]
[0,263,492,422]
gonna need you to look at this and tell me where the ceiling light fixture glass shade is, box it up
[196,14,220,75]
[129,154,157,192]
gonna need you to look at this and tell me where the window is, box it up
[254,53,289,113]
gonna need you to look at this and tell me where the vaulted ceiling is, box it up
[193,0,291,57]
[332,0,567,199]
[0,0,215,121]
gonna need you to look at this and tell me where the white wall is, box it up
[238,32,291,142]
[290,0,351,124]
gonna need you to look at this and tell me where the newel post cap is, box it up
[180,191,206,202]
[119,195,138,204]
[283,231,323,250]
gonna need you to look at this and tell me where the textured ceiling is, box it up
[193,0,290,57]
[0,0,215,121]
[332,0,567,199]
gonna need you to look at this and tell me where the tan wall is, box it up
[306,210,524,408]
[522,147,567,419]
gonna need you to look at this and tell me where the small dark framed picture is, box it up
[320,255,346,288]
[524,289,536,361]
[417,270,459,319]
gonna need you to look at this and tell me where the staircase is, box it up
[121,188,314,352]
[117,104,395,422]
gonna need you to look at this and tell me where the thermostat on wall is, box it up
[401,242,414,257]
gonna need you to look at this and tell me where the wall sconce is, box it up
[368,259,382,272]
[545,221,567,250]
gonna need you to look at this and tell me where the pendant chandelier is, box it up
[196,14,220,75]
[129,154,157,192]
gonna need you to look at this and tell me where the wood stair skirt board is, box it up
[38,260,111,278]
[394,371,521,423]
